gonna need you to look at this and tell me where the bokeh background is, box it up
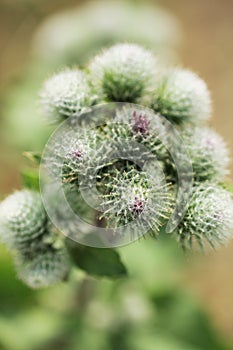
[0,0,233,349]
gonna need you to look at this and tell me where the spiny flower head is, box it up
[99,168,172,235]
[14,222,64,258]
[40,68,96,123]
[114,107,168,161]
[89,43,159,103]
[62,140,87,184]
[44,127,103,186]
[15,248,71,289]
[150,68,212,124]
[175,183,233,251]
[182,127,230,182]
[61,130,118,186]
[0,190,48,249]
[0,190,71,288]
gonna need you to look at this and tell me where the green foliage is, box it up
[23,151,42,165]
[21,169,40,191]
[67,240,127,278]
[148,289,230,350]
[0,237,231,350]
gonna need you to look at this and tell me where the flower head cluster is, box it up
[1,42,233,289]
[38,43,233,251]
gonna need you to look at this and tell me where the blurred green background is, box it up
[0,0,233,349]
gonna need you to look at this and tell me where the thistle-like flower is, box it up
[89,44,158,103]
[0,190,71,288]
[150,68,212,124]
[114,107,168,160]
[15,248,71,289]
[182,127,230,182]
[175,184,233,250]
[40,68,96,123]
[61,129,115,187]
[0,190,48,249]
[99,168,172,236]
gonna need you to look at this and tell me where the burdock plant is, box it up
[1,43,233,288]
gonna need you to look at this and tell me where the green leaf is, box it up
[67,240,127,278]
[22,151,42,165]
[21,169,40,191]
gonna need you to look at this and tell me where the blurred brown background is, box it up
[0,0,233,344]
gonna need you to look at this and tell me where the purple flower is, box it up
[71,149,83,161]
[131,111,150,136]
[130,196,144,215]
